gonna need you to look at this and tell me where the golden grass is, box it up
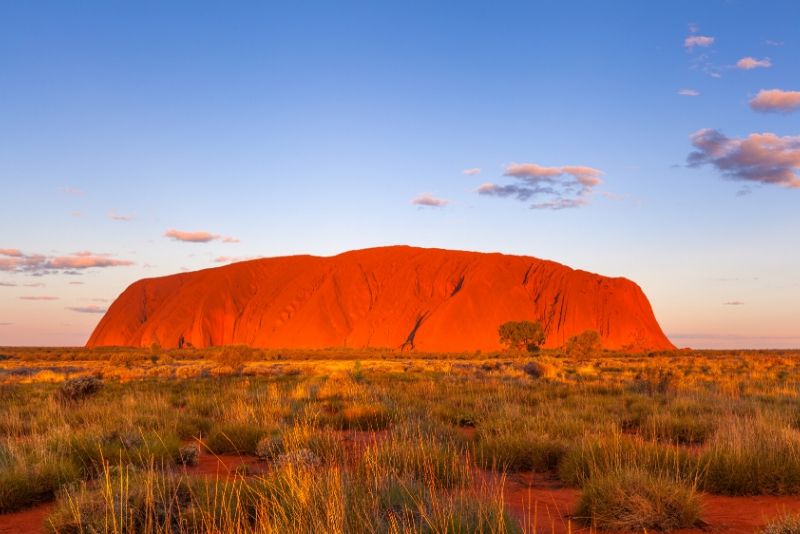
[1,347,800,531]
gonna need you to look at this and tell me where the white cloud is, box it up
[736,57,771,70]
[411,193,449,207]
[684,35,714,50]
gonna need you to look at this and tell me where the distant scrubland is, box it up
[2,346,800,532]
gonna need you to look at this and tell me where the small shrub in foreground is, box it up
[558,434,698,487]
[205,423,264,455]
[177,444,200,466]
[474,431,566,472]
[701,417,800,495]
[56,376,103,403]
[762,513,800,534]
[575,468,701,531]
[0,458,81,513]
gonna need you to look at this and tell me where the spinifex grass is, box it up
[1,349,800,532]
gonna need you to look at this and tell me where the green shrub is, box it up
[56,376,103,403]
[69,431,181,475]
[559,434,698,487]
[0,458,80,513]
[474,431,566,472]
[364,439,470,489]
[206,423,264,455]
[701,417,800,495]
[643,412,716,445]
[575,468,701,531]
[334,403,392,431]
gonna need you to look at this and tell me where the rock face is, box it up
[87,246,674,352]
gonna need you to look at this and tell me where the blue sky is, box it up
[1,1,798,347]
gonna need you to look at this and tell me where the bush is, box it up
[474,432,566,472]
[177,444,200,466]
[643,412,716,445]
[335,404,392,430]
[575,468,701,531]
[209,346,253,371]
[762,513,800,534]
[56,376,103,403]
[565,330,602,358]
[364,439,470,489]
[522,360,556,379]
[0,458,81,513]
[631,368,677,396]
[69,432,181,476]
[256,434,284,461]
[498,321,545,353]
[206,423,264,455]
[558,434,698,487]
[701,417,800,495]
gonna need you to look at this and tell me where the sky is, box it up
[1,1,798,348]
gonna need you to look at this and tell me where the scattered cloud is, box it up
[0,282,17,287]
[23,282,45,287]
[68,281,84,285]
[678,89,700,97]
[0,250,134,273]
[66,305,107,314]
[684,35,714,50]
[48,252,134,269]
[108,210,133,221]
[765,40,783,47]
[165,229,216,243]
[70,211,83,218]
[0,249,22,257]
[60,186,84,196]
[688,129,800,188]
[724,301,745,306]
[462,168,481,176]
[19,296,59,301]
[164,229,239,244]
[0,323,11,326]
[736,57,771,70]
[213,256,260,264]
[749,89,800,114]
[477,162,603,210]
[411,193,449,207]
[530,198,589,210]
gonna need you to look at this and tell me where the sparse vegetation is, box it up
[498,321,546,353]
[575,467,701,531]
[565,329,602,358]
[2,347,800,532]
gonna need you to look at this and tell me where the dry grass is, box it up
[1,347,800,531]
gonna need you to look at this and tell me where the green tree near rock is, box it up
[565,329,602,357]
[498,321,546,353]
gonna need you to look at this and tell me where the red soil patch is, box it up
[182,452,265,477]
[0,503,52,534]
[498,471,800,534]
[87,245,673,352]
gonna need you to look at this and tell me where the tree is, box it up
[565,330,602,357]
[498,321,546,353]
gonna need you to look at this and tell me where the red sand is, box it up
[0,504,52,534]
[87,245,673,352]
[499,472,800,534]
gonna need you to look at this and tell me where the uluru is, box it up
[86,245,674,352]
